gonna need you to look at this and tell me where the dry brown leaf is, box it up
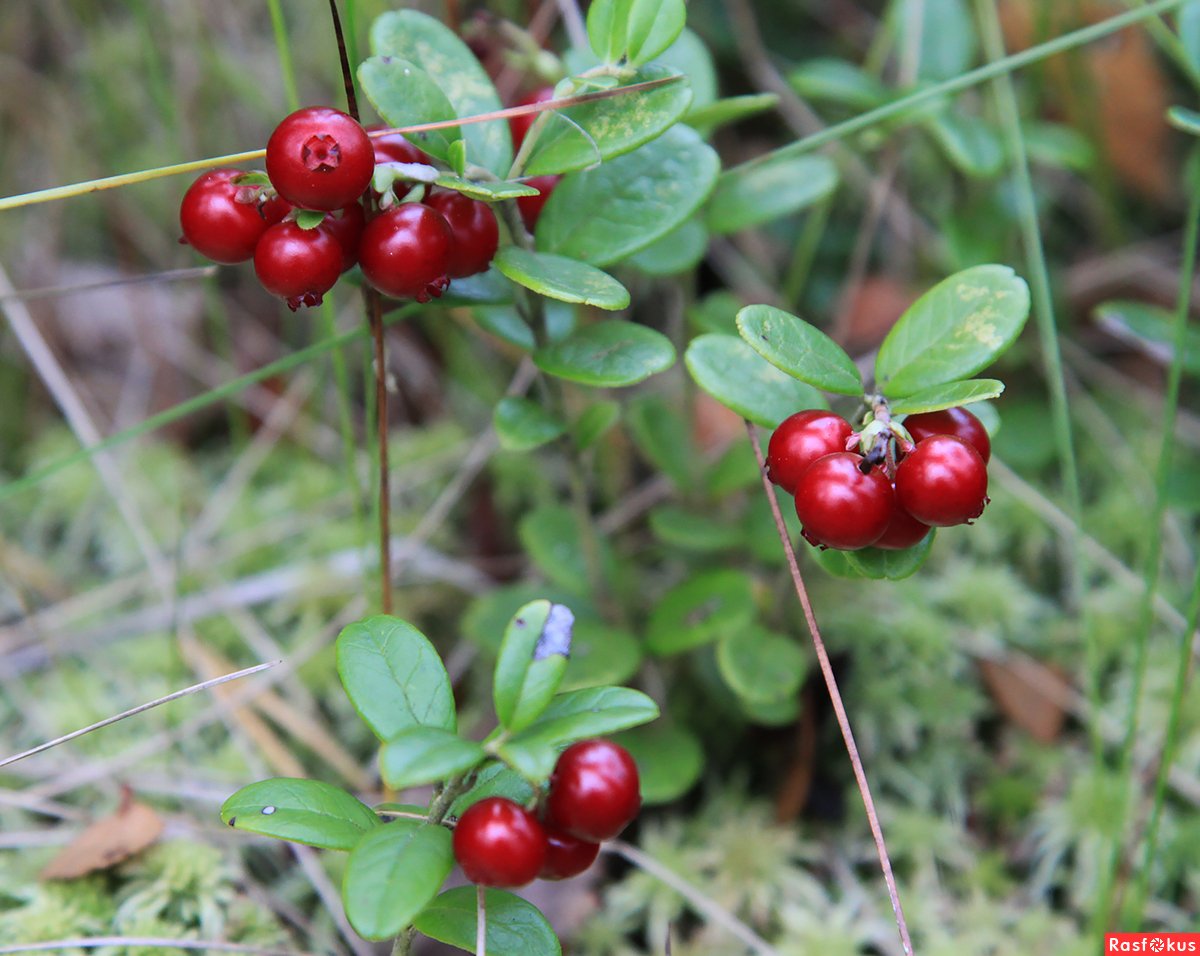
[978,656,1071,744]
[40,792,163,880]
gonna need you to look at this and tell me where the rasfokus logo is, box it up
[1106,934,1200,952]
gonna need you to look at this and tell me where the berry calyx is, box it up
[179,169,289,264]
[359,203,455,302]
[767,410,854,495]
[894,435,989,527]
[253,221,343,311]
[545,739,641,843]
[539,828,600,881]
[516,175,560,232]
[452,797,547,888]
[319,204,366,273]
[794,453,894,550]
[266,107,374,211]
[902,406,991,463]
[509,87,556,149]
[872,504,931,551]
[424,190,499,278]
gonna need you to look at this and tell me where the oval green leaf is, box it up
[414,888,561,956]
[685,94,780,135]
[495,248,630,310]
[924,111,1003,178]
[537,124,720,266]
[626,395,695,490]
[337,615,456,740]
[898,0,976,82]
[736,304,862,396]
[220,778,380,851]
[518,504,611,595]
[493,397,566,451]
[628,216,708,275]
[450,763,537,817]
[844,530,935,580]
[645,569,757,656]
[380,728,487,790]
[560,618,642,692]
[588,0,687,66]
[889,378,1004,415]
[649,504,743,552]
[707,154,838,234]
[434,175,541,201]
[615,723,703,804]
[874,264,1031,397]
[789,58,889,110]
[716,626,808,705]
[685,334,827,427]
[358,57,461,165]
[573,399,622,449]
[493,601,573,732]
[534,320,675,387]
[342,821,454,941]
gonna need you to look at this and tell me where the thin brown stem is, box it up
[368,290,393,615]
[327,0,360,120]
[745,421,913,955]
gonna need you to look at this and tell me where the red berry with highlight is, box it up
[368,125,430,166]
[425,190,499,278]
[539,828,600,881]
[872,504,931,551]
[509,87,555,149]
[545,740,641,843]
[359,203,454,302]
[517,175,560,232]
[253,221,343,311]
[320,204,366,273]
[452,797,547,888]
[266,107,374,211]
[794,452,894,550]
[767,410,854,495]
[179,169,289,264]
[895,435,989,527]
[903,406,991,463]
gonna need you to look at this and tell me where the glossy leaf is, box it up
[707,154,838,234]
[337,616,456,740]
[495,248,630,311]
[645,569,756,655]
[845,531,935,580]
[736,304,862,396]
[449,763,537,817]
[655,28,717,110]
[588,0,686,66]
[717,627,807,705]
[380,728,486,790]
[685,334,827,427]
[874,265,1031,397]
[616,723,703,804]
[560,618,642,691]
[342,821,453,941]
[518,504,611,595]
[628,217,709,275]
[1168,105,1200,137]
[925,112,1002,178]
[439,269,514,307]
[220,778,380,851]
[493,397,566,451]
[534,320,675,387]
[433,175,540,201]
[414,888,561,956]
[889,379,1004,415]
[494,601,574,732]
[573,400,622,449]
[358,57,461,165]
[523,66,691,177]
[685,94,779,134]
[461,582,597,654]
[789,58,888,110]
[371,10,511,175]
[537,124,720,266]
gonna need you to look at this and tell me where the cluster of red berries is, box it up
[179,107,500,310]
[451,739,640,887]
[767,406,991,551]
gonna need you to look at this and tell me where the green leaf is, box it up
[654,28,716,110]
[370,10,511,176]
[573,400,622,449]
[897,0,976,82]
[342,821,453,941]
[524,66,692,177]
[518,504,611,595]
[494,601,574,732]
[707,154,838,234]
[560,618,642,691]
[294,210,326,230]
[687,290,742,335]
[414,888,561,956]
[537,124,720,266]
[684,334,827,427]
[645,569,757,656]
[495,248,630,310]
[449,763,537,817]
[461,583,597,654]
[628,217,708,275]
[1180,1,1200,74]
[626,395,695,489]
[534,320,675,387]
[380,728,487,790]
[874,264,1031,397]
[358,57,461,165]
[587,0,686,66]
[925,111,1002,178]
[685,94,779,134]
[736,305,862,396]
[337,616,456,740]
[806,540,865,578]
[788,58,888,110]
[1094,299,1200,375]
[844,531,935,580]
[716,626,807,705]
[889,379,1004,415]
[433,175,541,201]
[439,269,514,307]
[1022,122,1096,172]
[648,504,743,552]
[616,723,703,804]
[1167,104,1200,137]
[220,778,380,851]
[493,397,566,451]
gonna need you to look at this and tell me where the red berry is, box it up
[516,175,560,232]
[320,204,366,272]
[368,125,430,166]
[266,107,374,211]
[539,828,600,881]
[509,87,556,149]
[545,740,641,843]
[794,452,894,550]
[872,504,931,550]
[767,410,854,495]
[424,190,499,278]
[253,221,343,311]
[894,435,988,527]
[902,406,991,463]
[452,797,547,888]
[359,204,454,302]
[179,169,289,264]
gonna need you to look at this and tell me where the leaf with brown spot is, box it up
[978,656,1070,744]
[40,794,163,880]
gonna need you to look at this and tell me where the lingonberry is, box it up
[794,452,894,550]
[767,410,854,495]
[539,828,600,881]
[902,406,991,463]
[452,797,547,888]
[509,87,556,149]
[367,124,430,166]
[359,203,454,302]
[894,435,988,526]
[424,190,499,278]
[516,175,560,232]
[319,204,366,273]
[266,107,374,211]
[253,221,343,311]
[179,169,289,264]
[545,739,641,843]
[872,503,931,551]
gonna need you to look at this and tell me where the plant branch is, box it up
[327,0,359,120]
